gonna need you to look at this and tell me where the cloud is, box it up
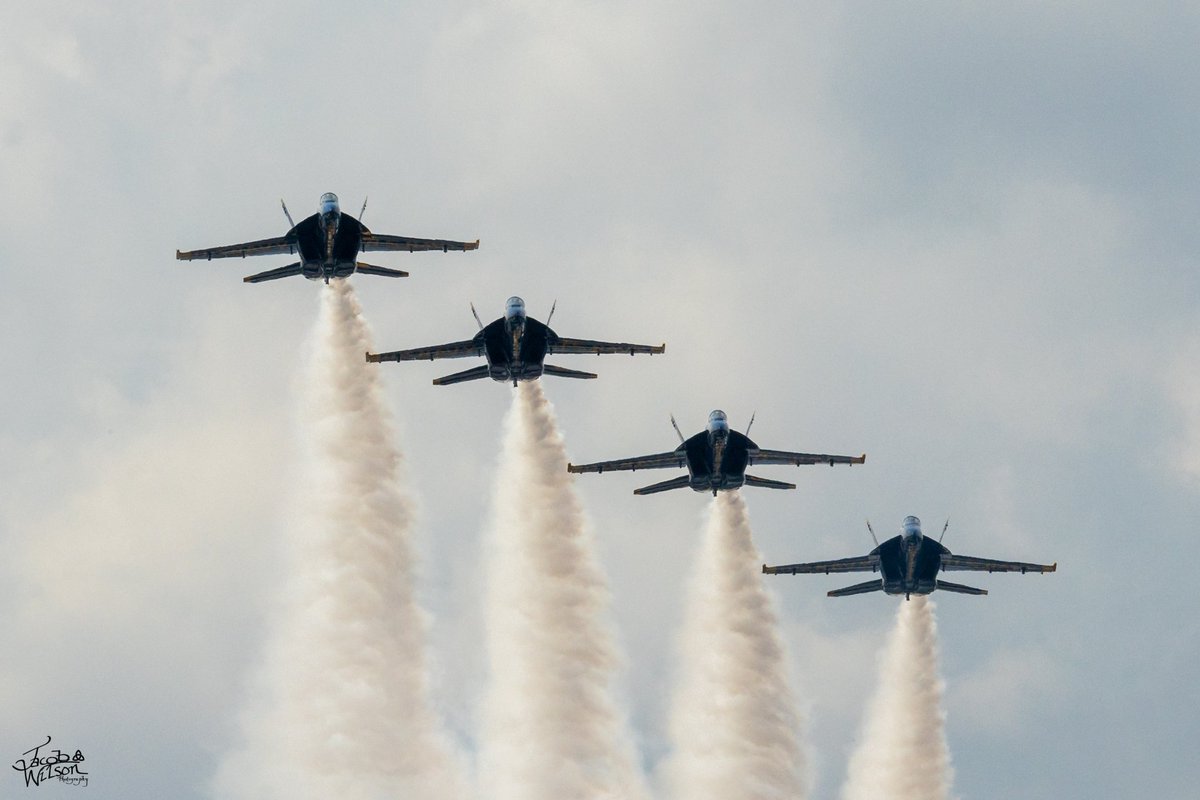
[946,646,1064,737]
[1165,335,1200,483]
[2,3,1199,799]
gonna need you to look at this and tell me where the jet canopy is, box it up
[902,515,922,538]
[707,409,729,433]
[505,296,527,320]
[320,192,340,215]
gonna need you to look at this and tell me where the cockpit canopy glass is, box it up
[505,296,526,320]
[320,192,340,215]
[707,409,729,432]
[902,515,922,537]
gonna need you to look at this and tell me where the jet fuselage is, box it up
[675,428,756,493]
[473,315,554,384]
[873,533,949,597]
[287,211,365,281]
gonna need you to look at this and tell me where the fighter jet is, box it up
[762,515,1056,598]
[567,410,865,495]
[366,296,665,385]
[176,193,478,283]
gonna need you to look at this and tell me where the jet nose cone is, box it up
[505,296,527,319]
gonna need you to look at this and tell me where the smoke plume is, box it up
[214,280,467,800]
[840,595,953,800]
[478,380,649,800]
[662,491,807,800]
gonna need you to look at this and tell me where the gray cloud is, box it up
[2,3,1197,799]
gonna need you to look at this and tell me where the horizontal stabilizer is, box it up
[743,474,796,490]
[243,262,303,283]
[828,579,884,597]
[354,263,409,278]
[633,475,692,495]
[935,580,988,596]
[542,363,598,380]
[432,365,492,385]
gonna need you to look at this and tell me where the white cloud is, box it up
[947,646,1064,737]
[1166,335,1200,483]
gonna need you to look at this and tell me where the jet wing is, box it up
[762,554,879,574]
[567,451,686,474]
[360,232,479,253]
[940,555,1057,574]
[748,449,866,467]
[366,340,484,363]
[548,338,666,356]
[177,236,296,261]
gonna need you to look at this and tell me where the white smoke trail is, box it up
[663,491,807,800]
[214,280,467,800]
[840,595,953,800]
[478,380,649,800]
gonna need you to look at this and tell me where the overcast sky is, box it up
[2,2,1199,799]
